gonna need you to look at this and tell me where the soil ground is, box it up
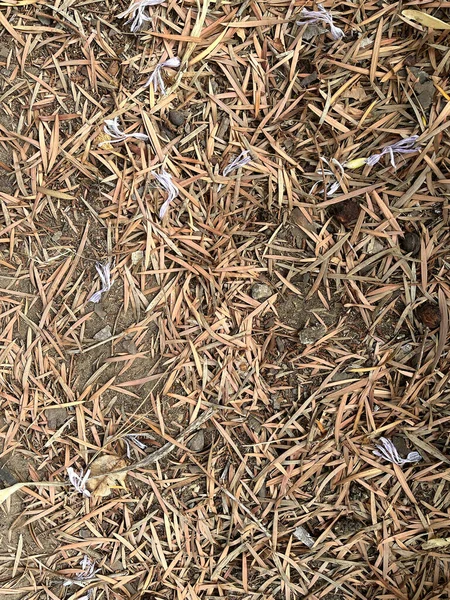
[0,1,449,600]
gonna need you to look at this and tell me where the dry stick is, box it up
[89,407,217,478]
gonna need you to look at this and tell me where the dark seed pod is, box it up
[168,110,185,127]
[330,200,360,228]
[401,231,421,255]
[416,302,440,329]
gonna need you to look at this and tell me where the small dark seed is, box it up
[401,231,421,255]
[330,200,360,228]
[416,302,440,329]
[168,110,185,127]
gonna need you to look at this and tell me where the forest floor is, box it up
[0,0,449,599]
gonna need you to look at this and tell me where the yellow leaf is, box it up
[86,455,127,497]
[402,10,450,30]
[345,158,368,169]
[423,538,450,550]
[0,483,27,504]
[95,132,113,150]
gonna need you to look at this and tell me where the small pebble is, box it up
[168,110,185,127]
[122,339,138,354]
[0,467,17,487]
[187,430,205,452]
[293,526,315,548]
[401,231,421,256]
[251,283,272,301]
[416,302,440,329]
[366,237,384,255]
[93,325,112,341]
[257,481,267,498]
[37,14,52,25]
[131,250,143,265]
[248,415,262,435]
[188,464,203,474]
[299,324,326,345]
[45,407,68,430]
[94,304,107,319]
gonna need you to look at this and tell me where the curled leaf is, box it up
[402,10,450,30]
[86,455,127,497]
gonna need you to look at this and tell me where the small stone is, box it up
[188,464,203,474]
[45,406,68,430]
[401,232,421,256]
[257,481,267,498]
[168,110,185,127]
[94,304,107,319]
[160,126,176,140]
[298,324,326,345]
[366,237,384,255]
[38,14,52,25]
[294,526,315,548]
[0,467,17,487]
[416,302,440,329]
[248,415,262,435]
[416,79,435,111]
[251,283,272,301]
[272,395,281,410]
[275,337,285,353]
[93,325,112,341]
[131,250,143,265]
[122,339,138,354]
[187,430,205,452]
[392,436,409,457]
[300,71,318,88]
[78,528,90,539]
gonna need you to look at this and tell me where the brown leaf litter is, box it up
[0,0,449,599]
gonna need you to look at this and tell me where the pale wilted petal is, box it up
[297,4,344,40]
[222,150,252,177]
[67,467,91,497]
[118,0,165,32]
[88,262,113,304]
[145,56,181,94]
[373,437,422,467]
[154,169,179,219]
[101,117,149,145]
[366,136,419,168]
[310,156,345,197]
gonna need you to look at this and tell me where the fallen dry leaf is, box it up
[0,482,64,504]
[0,482,27,504]
[87,455,127,497]
[423,538,450,550]
[402,10,450,30]
[342,84,367,100]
